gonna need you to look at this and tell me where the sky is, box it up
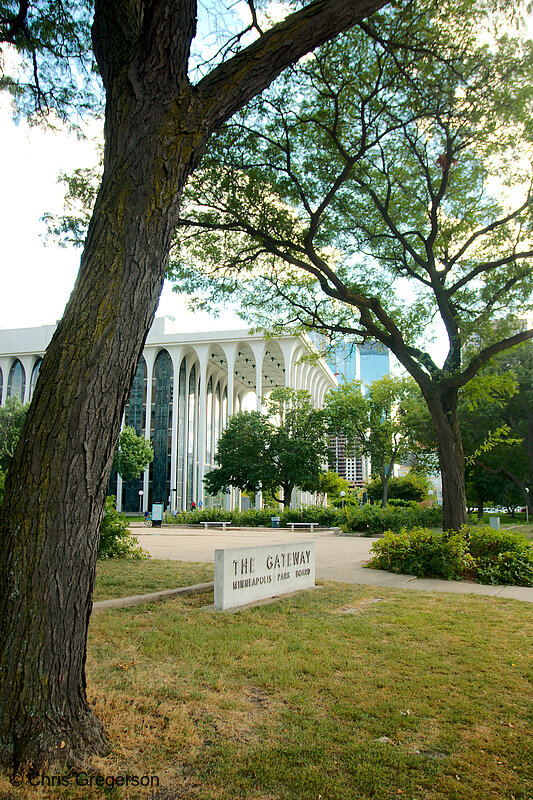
[0,95,244,333]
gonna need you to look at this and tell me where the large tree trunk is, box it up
[381,468,389,508]
[0,0,388,773]
[424,387,467,532]
[0,92,201,773]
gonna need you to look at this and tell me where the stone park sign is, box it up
[214,541,316,610]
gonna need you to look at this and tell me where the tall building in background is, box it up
[308,334,391,485]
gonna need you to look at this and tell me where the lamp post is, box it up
[340,490,346,509]
[138,489,144,519]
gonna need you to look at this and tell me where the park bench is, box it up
[200,521,232,532]
[286,522,320,533]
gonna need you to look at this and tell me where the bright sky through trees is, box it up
[0,11,532,345]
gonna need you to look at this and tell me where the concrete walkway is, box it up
[132,525,533,604]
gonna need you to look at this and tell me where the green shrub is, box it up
[367,527,467,580]
[474,551,533,586]
[467,527,529,558]
[467,528,533,586]
[366,525,533,586]
[99,497,150,559]
[342,504,442,535]
[386,498,419,508]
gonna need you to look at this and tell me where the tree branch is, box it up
[196,0,388,132]
[453,329,533,390]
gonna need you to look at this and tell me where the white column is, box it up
[222,345,237,512]
[195,344,210,507]
[222,343,237,421]
[169,347,183,514]
[116,474,123,511]
[250,342,266,510]
[182,360,192,511]
[143,350,155,512]
[251,343,265,411]
[20,357,33,405]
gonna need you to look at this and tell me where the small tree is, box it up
[366,473,430,504]
[318,470,351,504]
[324,376,413,506]
[205,388,328,507]
[0,397,28,472]
[204,412,274,500]
[112,426,153,482]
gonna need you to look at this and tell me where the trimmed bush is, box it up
[341,503,442,536]
[366,525,533,586]
[466,528,533,585]
[99,497,150,559]
[367,528,467,580]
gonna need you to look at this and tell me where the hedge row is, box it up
[367,526,533,586]
[166,504,443,532]
[166,506,340,527]
[340,503,443,535]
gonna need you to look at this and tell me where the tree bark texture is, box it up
[423,387,467,532]
[0,0,388,772]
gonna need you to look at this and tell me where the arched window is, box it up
[186,364,197,509]
[151,350,173,505]
[121,356,147,511]
[176,359,187,510]
[125,356,147,435]
[7,360,25,401]
[29,359,42,401]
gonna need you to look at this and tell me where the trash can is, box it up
[271,516,280,528]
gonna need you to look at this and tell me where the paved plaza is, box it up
[132,525,533,603]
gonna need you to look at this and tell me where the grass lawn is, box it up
[2,567,532,800]
[94,559,214,601]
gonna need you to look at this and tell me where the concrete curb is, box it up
[92,581,214,614]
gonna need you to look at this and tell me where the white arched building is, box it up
[0,317,337,512]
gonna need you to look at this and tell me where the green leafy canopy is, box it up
[204,388,328,505]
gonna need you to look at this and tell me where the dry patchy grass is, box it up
[1,582,532,800]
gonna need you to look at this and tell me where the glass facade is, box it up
[122,357,147,512]
[359,342,390,388]
[151,350,173,505]
[7,360,25,401]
